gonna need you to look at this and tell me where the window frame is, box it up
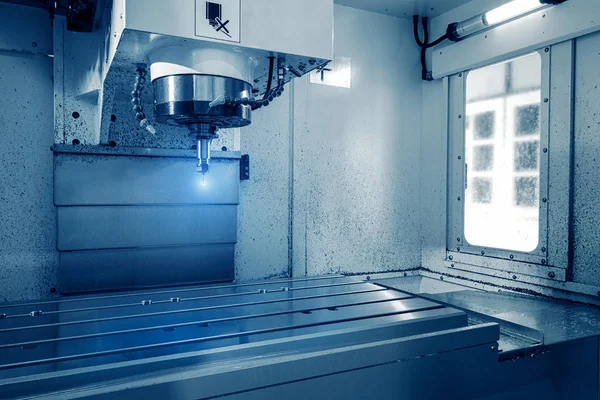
[446,45,572,280]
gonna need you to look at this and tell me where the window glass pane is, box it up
[516,105,540,136]
[473,145,494,171]
[514,141,539,171]
[464,52,542,253]
[515,177,539,207]
[474,112,495,139]
[471,178,492,204]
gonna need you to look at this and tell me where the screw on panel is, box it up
[541,259,547,265]
[545,47,549,52]
[458,114,462,119]
[450,264,455,268]
[543,148,548,153]
[72,139,80,145]
[366,276,371,281]
[72,111,80,119]
[458,156,462,160]
[457,237,461,242]
[309,59,316,65]
[542,247,547,252]
[221,146,228,151]
[458,73,463,77]
[512,275,517,280]
[481,251,485,256]
[510,254,514,260]
[457,247,461,252]
[457,197,461,201]
[544,98,549,103]
[548,271,556,279]
[542,198,548,203]
[404,272,408,277]
[440,276,444,281]
[448,255,454,260]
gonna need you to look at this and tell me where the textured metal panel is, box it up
[295,7,422,276]
[57,206,237,251]
[54,154,239,206]
[572,31,600,287]
[0,3,58,303]
[59,245,234,293]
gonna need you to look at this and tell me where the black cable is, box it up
[425,34,448,48]
[421,17,429,81]
[262,56,275,100]
[413,15,425,47]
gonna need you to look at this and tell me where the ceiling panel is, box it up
[334,0,474,18]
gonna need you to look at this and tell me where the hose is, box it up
[131,67,156,135]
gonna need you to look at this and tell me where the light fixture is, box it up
[413,0,568,81]
[446,0,568,42]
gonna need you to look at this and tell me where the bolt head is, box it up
[544,98,549,103]
[548,271,556,279]
[545,47,549,52]
[448,255,454,261]
[512,275,517,280]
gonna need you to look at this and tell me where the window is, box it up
[463,52,542,253]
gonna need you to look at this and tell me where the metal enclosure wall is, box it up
[292,5,423,277]
[0,4,58,302]
[54,151,239,293]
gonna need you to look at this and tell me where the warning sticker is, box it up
[195,0,241,43]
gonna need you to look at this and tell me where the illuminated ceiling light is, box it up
[485,0,545,25]
[446,0,568,42]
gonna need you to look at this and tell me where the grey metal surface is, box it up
[57,205,237,251]
[153,74,252,128]
[54,152,240,293]
[422,289,600,347]
[0,276,470,399]
[53,144,241,160]
[54,153,240,206]
[59,244,235,293]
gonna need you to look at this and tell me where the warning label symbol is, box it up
[206,2,231,38]
[195,0,240,43]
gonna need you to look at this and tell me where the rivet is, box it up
[448,255,454,261]
[457,197,461,201]
[403,272,408,277]
[544,98,549,103]
[548,271,556,279]
[481,251,485,256]
[543,148,548,153]
[541,259,547,265]
[458,114,462,119]
[450,263,455,268]
[545,47,549,52]
[457,237,461,242]
[509,255,514,260]
[440,276,444,281]
[458,156,462,160]
[458,73,463,77]
[542,198,548,203]
[221,146,228,151]
[457,247,461,252]
[72,111,80,119]
[512,275,517,280]
[366,275,371,281]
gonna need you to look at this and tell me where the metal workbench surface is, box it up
[0,275,469,399]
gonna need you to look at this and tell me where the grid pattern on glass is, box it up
[464,52,542,252]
